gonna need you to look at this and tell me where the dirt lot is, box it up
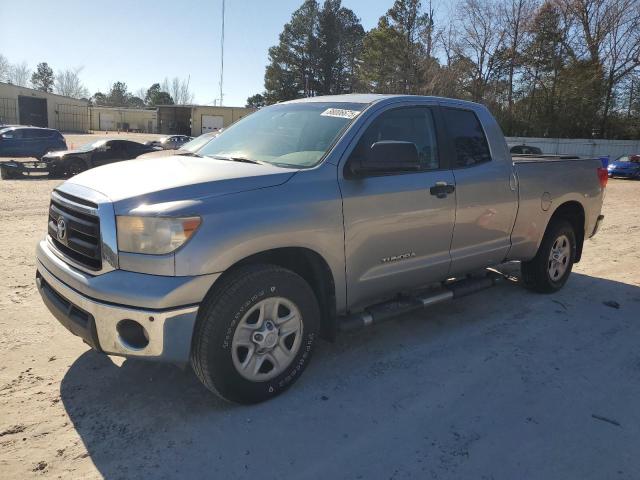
[0,168,639,478]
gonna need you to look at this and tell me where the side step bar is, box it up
[338,272,502,331]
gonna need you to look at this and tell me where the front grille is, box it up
[48,194,102,271]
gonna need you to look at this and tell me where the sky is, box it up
[0,0,450,107]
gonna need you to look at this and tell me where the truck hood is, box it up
[65,155,297,207]
[43,149,88,159]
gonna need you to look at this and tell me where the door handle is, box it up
[430,181,455,198]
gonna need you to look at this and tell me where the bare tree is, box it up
[134,87,147,102]
[54,67,89,99]
[455,0,508,101]
[0,54,9,82]
[501,0,538,111]
[558,0,640,135]
[6,62,31,86]
[161,77,194,105]
[600,0,640,132]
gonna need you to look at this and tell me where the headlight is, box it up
[116,216,201,255]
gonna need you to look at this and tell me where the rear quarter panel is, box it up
[508,158,604,261]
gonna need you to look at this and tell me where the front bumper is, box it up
[36,239,220,363]
[608,169,639,178]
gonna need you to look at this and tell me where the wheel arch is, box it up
[546,201,586,262]
[209,247,338,341]
[60,155,91,169]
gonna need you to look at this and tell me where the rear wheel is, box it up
[191,264,320,404]
[522,219,576,293]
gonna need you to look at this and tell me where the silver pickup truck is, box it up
[36,94,606,403]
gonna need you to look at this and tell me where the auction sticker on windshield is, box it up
[320,108,361,119]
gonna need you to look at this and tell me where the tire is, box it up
[522,219,576,293]
[66,159,87,177]
[0,167,14,180]
[191,264,320,404]
[48,165,64,179]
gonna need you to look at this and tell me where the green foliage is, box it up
[145,83,174,106]
[127,96,146,109]
[31,62,54,93]
[108,81,129,107]
[357,17,405,93]
[246,93,266,108]
[264,0,364,104]
[261,0,640,139]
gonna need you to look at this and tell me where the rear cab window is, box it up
[442,108,491,168]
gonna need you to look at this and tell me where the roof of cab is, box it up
[0,125,59,132]
[282,93,485,109]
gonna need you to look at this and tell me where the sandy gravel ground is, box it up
[0,171,638,479]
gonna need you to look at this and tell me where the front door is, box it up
[340,105,456,309]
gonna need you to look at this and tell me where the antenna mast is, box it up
[219,0,225,106]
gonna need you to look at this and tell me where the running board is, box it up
[338,272,502,331]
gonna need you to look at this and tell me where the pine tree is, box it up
[31,62,54,93]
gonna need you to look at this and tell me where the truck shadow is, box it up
[59,270,640,479]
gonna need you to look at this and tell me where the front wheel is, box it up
[522,219,576,293]
[1,167,15,180]
[191,264,320,404]
[66,159,87,177]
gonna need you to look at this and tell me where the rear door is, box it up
[92,140,127,166]
[340,103,456,309]
[441,106,518,275]
[20,129,41,157]
[123,141,146,158]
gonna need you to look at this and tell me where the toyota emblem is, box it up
[57,217,67,242]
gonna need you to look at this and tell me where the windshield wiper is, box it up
[177,151,202,157]
[206,154,267,165]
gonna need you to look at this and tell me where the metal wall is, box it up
[0,97,18,124]
[190,106,255,135]
[89,107,157,132]
[507,136,640,160]
[0,82,89,132]
[55,103,89,132]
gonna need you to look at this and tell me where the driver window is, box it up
[352,107,439,170]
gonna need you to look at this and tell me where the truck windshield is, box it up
[197,102,365,168]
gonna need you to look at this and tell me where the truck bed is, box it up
[511,154,593,163]
[507,154,604,262]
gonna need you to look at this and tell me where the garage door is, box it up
[99,113,115,131]
[18,96,48,127]
[202,115,223,134]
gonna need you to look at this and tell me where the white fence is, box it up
[506,136,640,160]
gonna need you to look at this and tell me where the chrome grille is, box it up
[48,191,102,271]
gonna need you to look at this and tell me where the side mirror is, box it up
[348,141,420,177]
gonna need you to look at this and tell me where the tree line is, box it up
[0,54,194,109]
[0,56,91,100]
[249,0,640,139]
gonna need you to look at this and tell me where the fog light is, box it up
[116,319,149,349]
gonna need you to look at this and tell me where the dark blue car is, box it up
[0,126,67,158]
[608,154,640,179]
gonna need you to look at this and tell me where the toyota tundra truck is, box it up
[36,94,606,403]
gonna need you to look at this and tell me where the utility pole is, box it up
[219,0,225,106]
